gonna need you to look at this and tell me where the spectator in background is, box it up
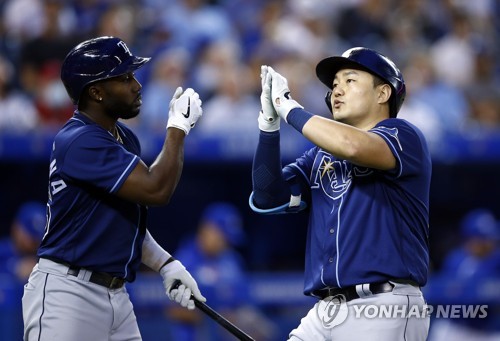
[1,0,47,56]
[137,47,191,132]
[428,208,500,341]
[466,90,500,133]
[334,0,391,49]
[91,3,137,45]
[0,201,46,282]
[18,0,79,128]
[190,39,243,101]
[196,62,260,138]
[463,47,500,132]
[166,201,276,341]
[385,0,446,48]
[70,0,111,38]
[157,0,236,56]
[398,51,469,146]
[0,54,40,132]
[429,8,478,89]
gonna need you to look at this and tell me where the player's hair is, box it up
[372,75,385,88]
[77,84,92,109]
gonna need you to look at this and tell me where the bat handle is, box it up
[169,280,255,341]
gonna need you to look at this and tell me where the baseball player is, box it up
[250,47,431,340]
[22,36,206,341]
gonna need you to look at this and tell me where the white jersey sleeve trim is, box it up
[110,155,138,193]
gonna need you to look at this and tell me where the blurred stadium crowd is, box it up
[1,0,500,339]
[0,0,499,148]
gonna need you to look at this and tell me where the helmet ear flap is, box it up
[325,91,333,114]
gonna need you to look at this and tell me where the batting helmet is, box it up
[316,47,406,117]
[200,202,245,246]
[460,208,500,240]
[14,201,47,241]
[61,36,150,104]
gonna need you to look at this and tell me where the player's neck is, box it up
[79,110,118,132]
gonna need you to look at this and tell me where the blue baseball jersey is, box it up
[284,118,431,295]
[37,111,145,282]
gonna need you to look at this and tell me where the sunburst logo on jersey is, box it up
[320,159,335,179]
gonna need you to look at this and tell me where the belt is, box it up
[42,257,125,289]
[312,281,395,301]
[67,266,125,289]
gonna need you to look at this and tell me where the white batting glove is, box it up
[258,65,280,132]
[166,87,203,135]
[160,259,206,310]
[267,66,303,122]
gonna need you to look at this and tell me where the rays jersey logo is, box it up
[312,151,372,200]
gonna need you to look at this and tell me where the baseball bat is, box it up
[171,280,255,341]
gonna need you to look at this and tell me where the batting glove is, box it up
[160,259,206,310]
[267,66,303,122]
[258,65,280,132]
[166,87,203,135]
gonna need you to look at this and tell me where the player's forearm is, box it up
[146,128,186,203]
[252,131,291,208]
[117,128,186,205]
[302,115,396,170]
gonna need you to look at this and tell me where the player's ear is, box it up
[377,83,392,106]
[87,84,104,103]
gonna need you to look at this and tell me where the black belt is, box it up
[67,266,125,289]
[312,281,395,301]
[42,257,125,289]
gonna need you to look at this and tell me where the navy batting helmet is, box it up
[460,208,500,240]
[200,202,245,246]
[316,47,406,117]
[61,36,150,104]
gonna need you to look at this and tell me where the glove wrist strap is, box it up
[287,108,313,132]
[159,256,176,271]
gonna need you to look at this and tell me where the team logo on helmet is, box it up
[117,40,132,56]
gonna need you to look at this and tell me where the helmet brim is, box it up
[316,56,372,90]
[108,55,151,78]
[79,55,150,97]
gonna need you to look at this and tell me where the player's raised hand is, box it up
[267,66,303,122]
[258,65,280,132]
[160,259,206,310]
[166,87,203,135]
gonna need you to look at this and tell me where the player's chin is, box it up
[120,108,140,120]
[333,112,349,123]
[332,110,342,121]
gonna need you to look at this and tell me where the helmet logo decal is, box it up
[117,41,132,56]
